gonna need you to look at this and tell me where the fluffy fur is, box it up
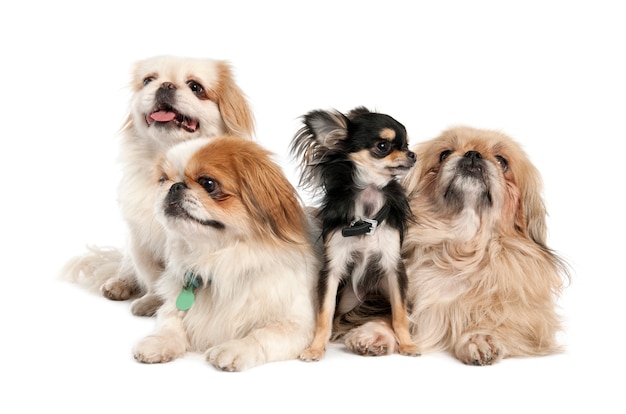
[62,56,255,316]
[291,106,419,361]
[340,126,570,365]
[133,136,318,371]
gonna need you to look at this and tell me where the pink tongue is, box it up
[150,111,177,122]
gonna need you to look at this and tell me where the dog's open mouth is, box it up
[146,107,199,132]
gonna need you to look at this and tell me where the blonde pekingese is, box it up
[335,126,570,365]
[62,56,255,316]
[133,136,318,371]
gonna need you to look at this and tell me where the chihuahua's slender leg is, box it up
[299,252,342,361]
[388,261,420,356]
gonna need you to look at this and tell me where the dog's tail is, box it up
[59,245,127,294]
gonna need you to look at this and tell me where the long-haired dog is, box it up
[340,126,570,365]
[291,106,420,361]
[133,136,317,371]
[62,56,255,317]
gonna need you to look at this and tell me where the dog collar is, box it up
[341,204,390,237]
[176,272,202,311]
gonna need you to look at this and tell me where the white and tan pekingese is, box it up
[133,136,318,371]
[63,56,255,316]
[335,126,570,365]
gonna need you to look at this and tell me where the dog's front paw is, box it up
[299,347,325,362]
[130,294,163,317]
[398,342,421,357]
[455,333,503,366]
[133,334,186,364]
[205,340,265,372]
[343,320,397,356]
[101,277,136,301]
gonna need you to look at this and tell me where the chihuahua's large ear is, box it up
[346,106,372,119]
[303,109,349,149]
[215,61,255,140]
[290,108,349,191]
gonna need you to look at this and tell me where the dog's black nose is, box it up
[464,151,482,161]
[156,82,177,105]
[160,82,176,90]
[169,182,187,195]
[405,151,416,167]
[166,182,188,205]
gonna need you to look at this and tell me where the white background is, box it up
[1,1,624,413]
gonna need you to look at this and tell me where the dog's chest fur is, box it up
[354,184,384,219]
[325,184,400,295]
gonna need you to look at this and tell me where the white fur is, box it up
[134,238,317,371]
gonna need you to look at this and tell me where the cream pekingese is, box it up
[336,126,570,365]
[62,56,255,316]
[132,136,317,371]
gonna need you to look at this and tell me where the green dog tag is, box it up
[176,288,195,311]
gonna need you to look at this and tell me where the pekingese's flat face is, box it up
[394,126,567,364]
[155,137,250,242]
[155,136,307,246]
[405,126,545,242]
[129,56,236,146]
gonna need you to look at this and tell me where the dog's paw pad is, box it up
[206,341,263,372]
[299,348,324,362]
[399,342,421,357]
[133,351,174,364]
[346,332,396,356]
[457,333,502,366]
[100,278,135,301]
[133,335,183,364]
[342,321,397,357]
[130,294,163,317]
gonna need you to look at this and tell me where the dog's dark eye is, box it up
[187,80,204,95]
[495,155,509,172]
[375,141,391,155]
[198,176,221,196]
[187,80,210,100]
[158,175,168,185]
[143,76,155,86]
[439,150,453,162]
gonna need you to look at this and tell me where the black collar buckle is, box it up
[341,218,378,237]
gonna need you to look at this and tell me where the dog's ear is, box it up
[235,147,307,244]
[514,160,548,247]
[303,109,349,149]
[346,106,371,119]
[215,62,255,140]
[119,114,134,135]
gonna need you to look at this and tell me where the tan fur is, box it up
[342,126,570,365]
[61,56,255,317]
[389,287,415,355]
[302,305,336,361]
[214,62,255,138]
[380,128,396,140]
